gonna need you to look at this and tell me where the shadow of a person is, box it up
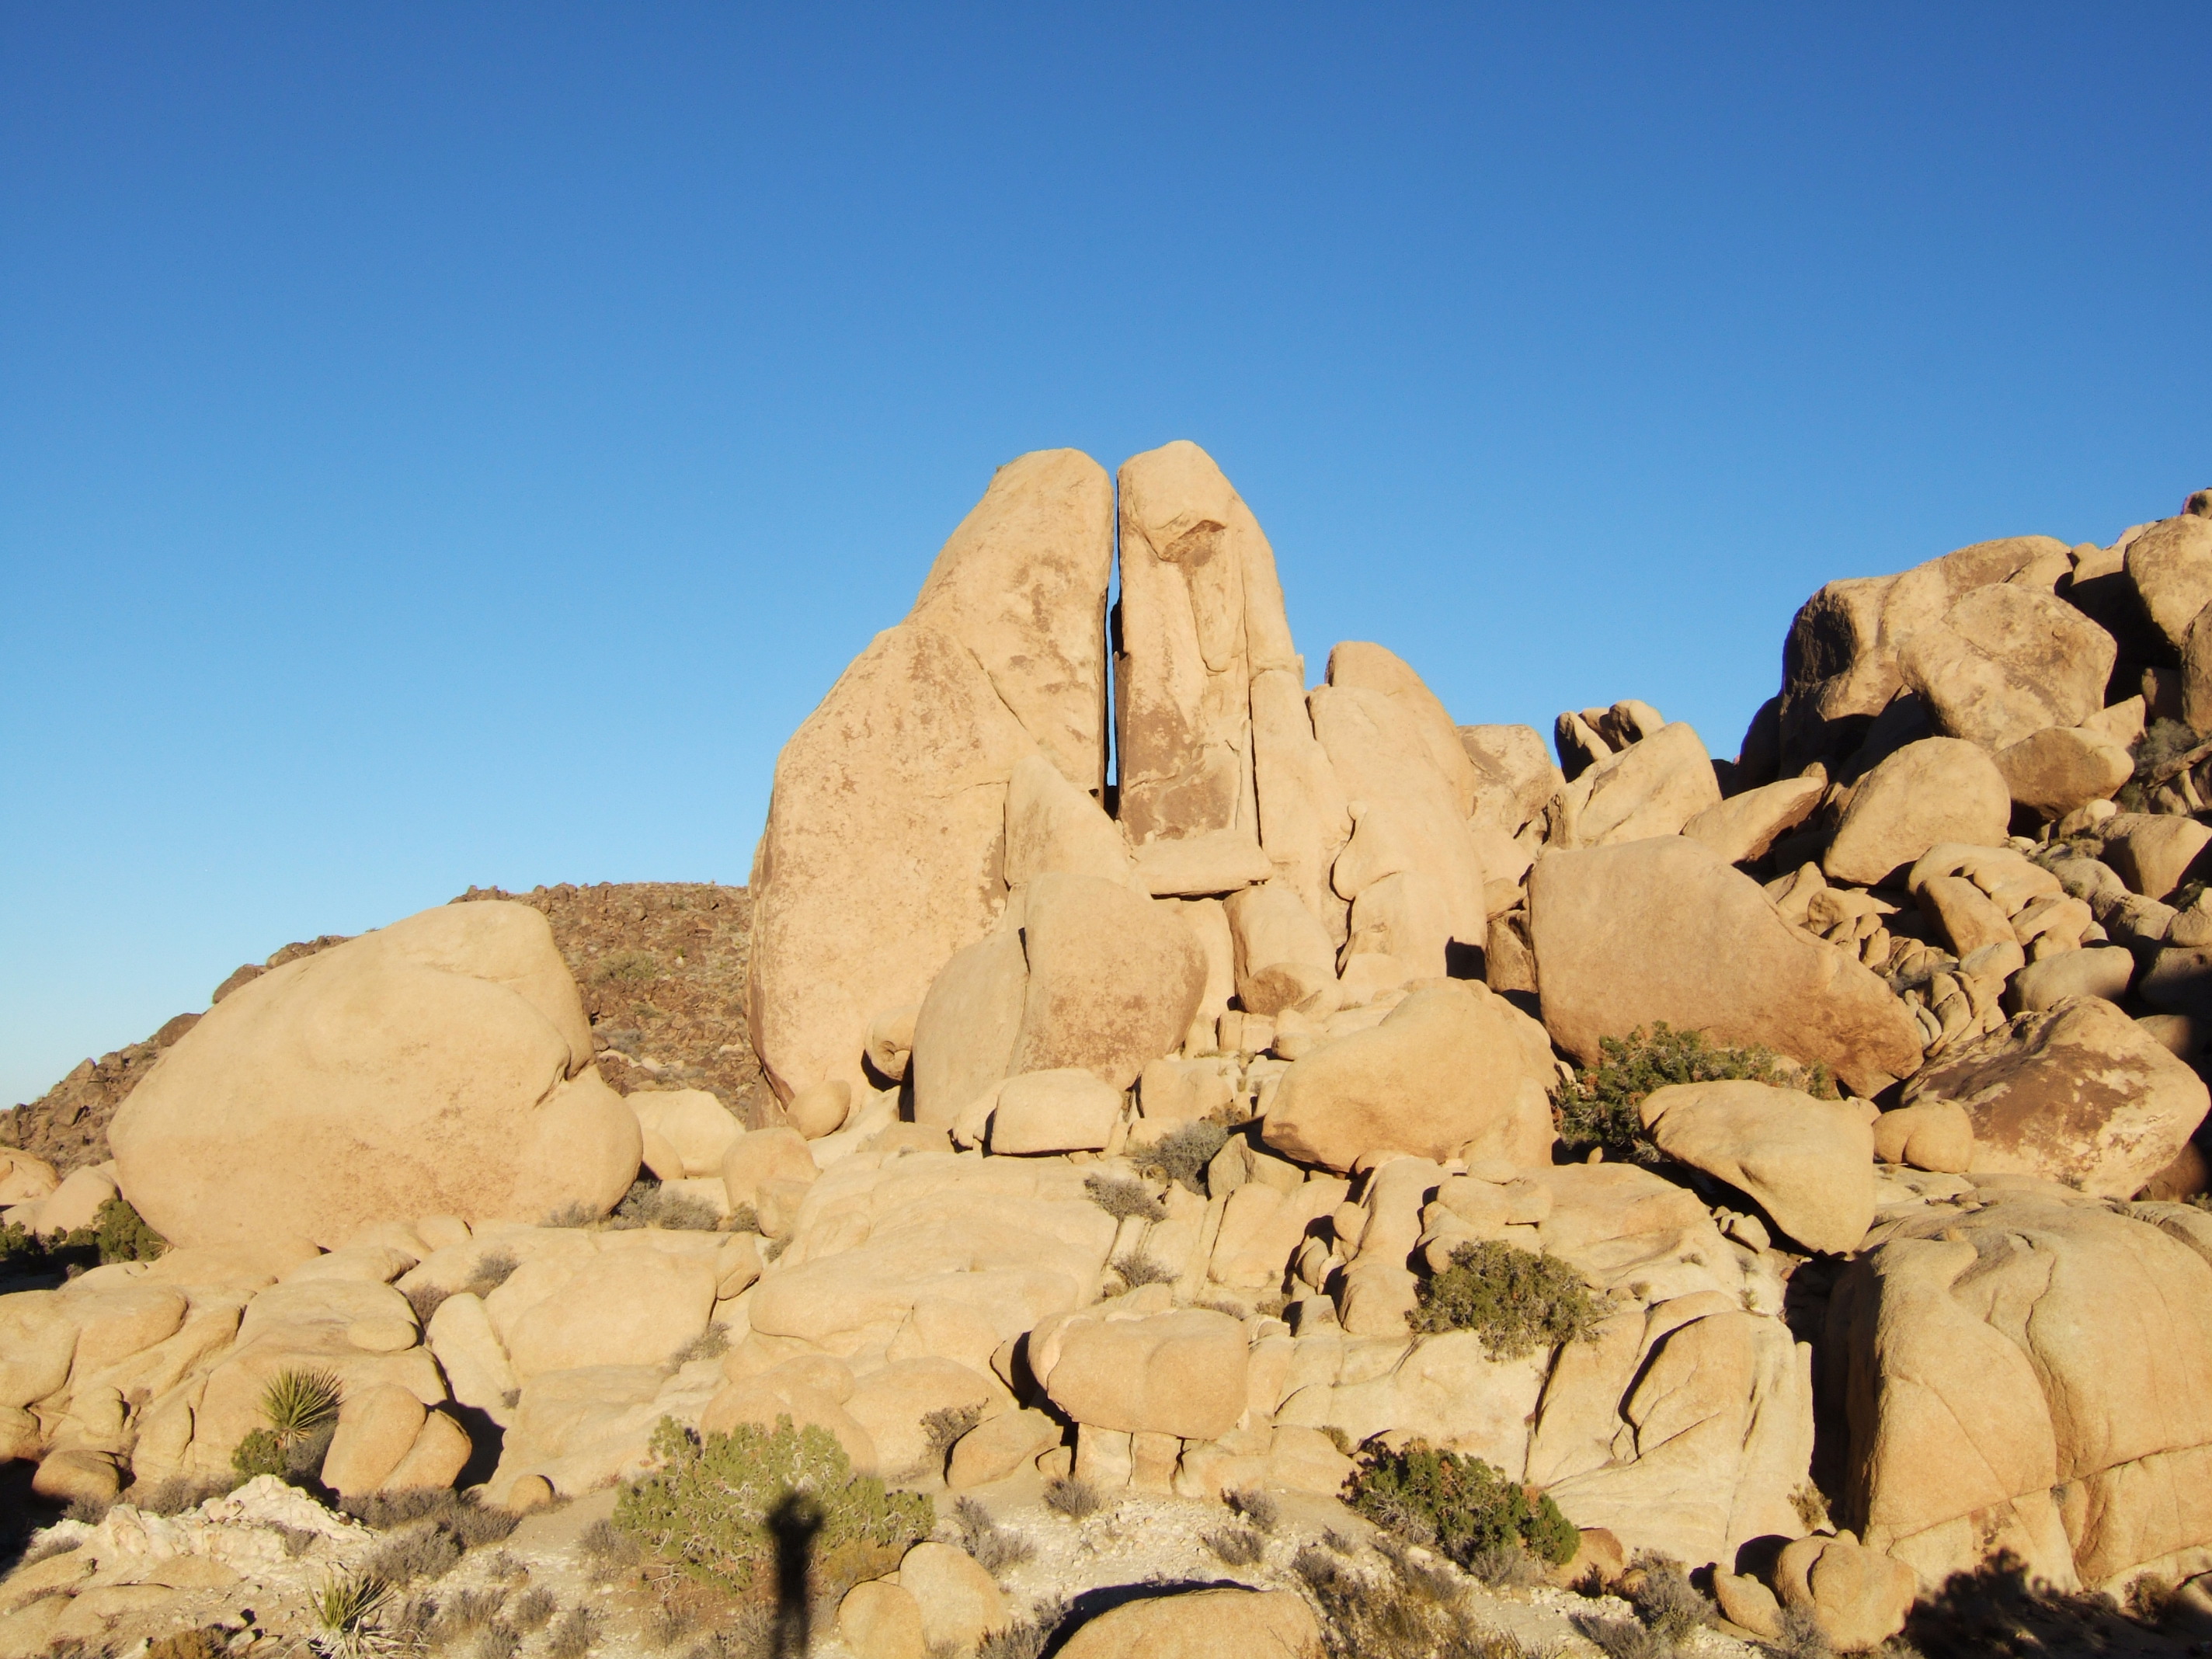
[767,1490,824,1657]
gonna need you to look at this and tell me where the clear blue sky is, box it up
[5,4,2208,1108]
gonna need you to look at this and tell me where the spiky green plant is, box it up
[308,1570,395,1659]
[263,1367,345,1447]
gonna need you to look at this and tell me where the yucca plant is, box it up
[308,1570,395,1659]
[263,1367,344,1449]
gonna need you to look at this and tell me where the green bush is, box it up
[1410,1240,1607,1358]
[1554,1023,1834,1162]
[614,1417,932,1602]
[2,1195,167,1278]
[1345,1440,1579,1569]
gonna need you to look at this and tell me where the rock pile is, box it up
[8,457,2212,1657]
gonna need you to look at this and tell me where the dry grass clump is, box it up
[510,1587,557,1633]
[1135,1119,1231,1194]
[948,1496,1033,1575]
[976,1596,1067,1659]
[1110,1251,1176,1289]
[672,1323,732,1366]
[1203,1525,1264,1565]
[428,1586,506,1645]
[362,1525,463,1587]
[1409,1240,1607,1358]
[919,1403,986,1475]
[614,1178,723,1231]
[1304,1545,1546,1659]
[1083,1173,1167,1222]
[546,1605,600,1659]
[1226,1486,1280,1532]
[129,1474,236,1516]
[1041,1476,1104,1520]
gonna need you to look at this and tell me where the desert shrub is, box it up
[1410,1240,1607,1358]
[614,1417,933,1602]
[1347,1441,1578,1569]
[673,1323,732,1367]
[646,1599,701,1648]
[390,1593,439,1647]
[1466,1543,1549,1588]
[1083,1174,1166,1223]
[510,1588,557,1633]
[1555,1023,1835,1162]
[1320,1425,1355,1456]
[594,950,661,985]
[362,1523,464,1585]
[147,1628,228,1659]
[613,1179,722,1232]
[263,1367,344,1445]
[130,1475,237,1516]
[446,1499,518,1550]
[1111,1251,1176,1289]
[1623,1552,1714,1641]
[1204,1525,1264,1565]
[920,1403,985,1472]
[468,1250,520,1294]
[475,1626,521,1659]
[1042,1476,1104,1520]
[404,1284,450,1326]
[483,1549,527,1584]
[430,1587,506,1643]
[1292,1542,1344,1593]
[1226,1486,1279,1533]
[87,1197,168,1262]
[948,1496,1033,1575]
[307,1570,392,1659]
[976,1598,1067,1659]
[1774,1604,1838,1659]
[1,1198,169,1279]
[546,1605,600,1659]
[1575,1616,1673,1659]
[579,1516,643,1582]
[1306,1548,1544,1659]
[1792,1481,1832,1532]
[1136,1119,1231,1194]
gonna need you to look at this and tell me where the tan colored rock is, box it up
[906,450,1114,795]
[1831,1195,2212,1591]
[1532,836,1923,1096]
[1918,875,2016,956]
[845,1359,1004,1477]
[1138,1058,1233,1128]
[31,1449,120,1507]
[1871,1101,1974,1173]
[839,1580,926,1659]
[1250,664,1353,930]
[1902,996,2209,1198]
[1341,870,1453,981]
[1006,874,1207,1089]
[947,1407,1062,1488]
[1572,722,1723,846]
[1776,1532,1916,1652]
[0,1152,57,1207]
[909,926,1028,1130]
[380,1411,475,1493]
[1713,1570,1784,1638]
[321,1382,428,1497]
[786,1080,853,1140]
[1898,585,2116,750]
[1994,726,2134,819]
[866,1006,920,1084]
[1260,983,1553,1173]
[2103,816,2212,901]
[426,1292,518,1427]
[1640,1081,1876,1254]
[1683,775,1824,865]
[2009,947,2132,1012]
[1225,882,1337,1008]
[110,902,637,1250]
[747,624,1041,1103]
[1779,537,2070,771]
[1461,723,1563,836]
[1054,1587,1321,1659]
[1114,441,1290,880]
[721,1128,818,1210]
[628,1089,743,1177]
[502,1248,718,1379]
[1037,1307,1249,1440]
[2126,514,2212,652]
[1824,738,2012,886]
[1003,753,1134,889]
[898,1541,1005,1653]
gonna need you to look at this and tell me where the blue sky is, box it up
[5,3,2209,1107]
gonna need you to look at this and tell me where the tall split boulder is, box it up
[748,450,1114,1101]
[1529,836,1924,1096]
[110,902,640,1250]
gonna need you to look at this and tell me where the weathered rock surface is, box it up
[2126,513,2212,652]
[1898,583,2116,750]
[1683,774,1824,864]
[1570,721,1723,846]
[1824,737,2012,885]
[1530,837,1923,1095]
[110,903,638,1250]
[1054,1588,1321,1659]
[1260,983,1553,1173]
[1901,996,2209,1198]
[1640,1081,1876,1254]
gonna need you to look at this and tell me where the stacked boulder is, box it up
[11,460,2212,1654]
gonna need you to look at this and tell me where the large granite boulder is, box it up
[110,902,638,1250]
